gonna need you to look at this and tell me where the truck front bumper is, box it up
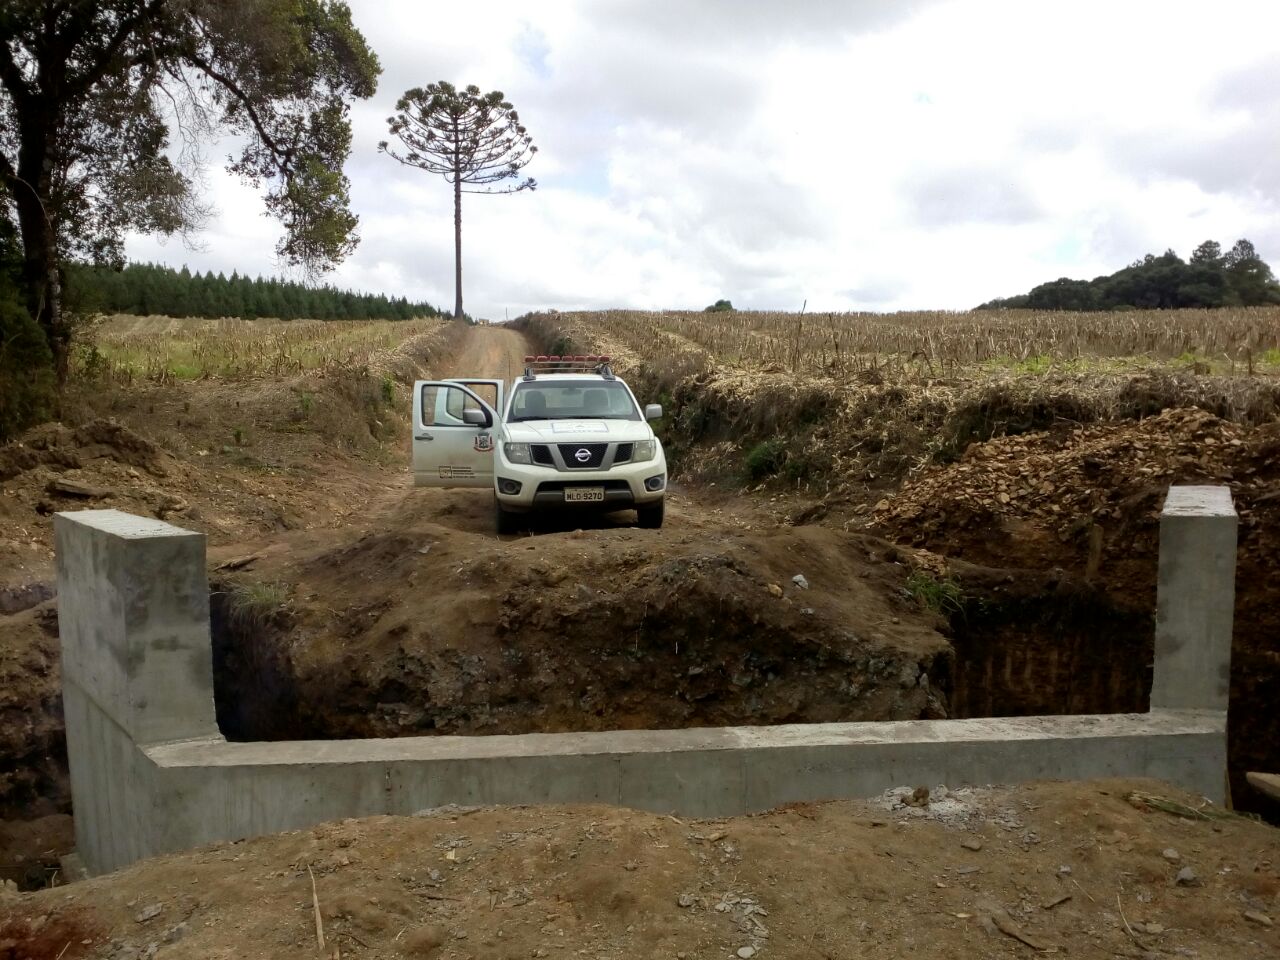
[495,460,667,513]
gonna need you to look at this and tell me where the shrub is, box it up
[0,293,57,441]
[745,437,785,480]
[704,298,734,313]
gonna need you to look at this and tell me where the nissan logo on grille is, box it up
[574,448,591,463]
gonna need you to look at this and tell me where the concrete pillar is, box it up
[1150,486,1236,712]
[54,510,218,742]
[55,510,220,873]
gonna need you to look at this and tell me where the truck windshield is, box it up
[507,382,640,421]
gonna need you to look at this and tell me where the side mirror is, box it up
[645,403,663,421]
[463,408,489,427]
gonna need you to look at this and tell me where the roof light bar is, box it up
[520,353,618,380]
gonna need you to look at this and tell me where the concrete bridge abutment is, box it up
[54,487,1237,874]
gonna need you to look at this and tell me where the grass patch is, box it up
[905,570,965,617]
[222,580,291,633]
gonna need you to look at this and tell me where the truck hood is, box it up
[502,419,653,443]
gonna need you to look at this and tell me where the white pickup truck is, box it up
[412,356,668,533]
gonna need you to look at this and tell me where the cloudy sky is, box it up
[126,0,1280,317]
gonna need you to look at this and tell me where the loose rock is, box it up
[1174,866,1200,887]
[134,903,162,923]
[791,573,809,590]
[1243,910,1273,927]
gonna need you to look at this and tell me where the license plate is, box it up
[564,487,605,503]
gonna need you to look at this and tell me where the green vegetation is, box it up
[704,299,734,312]
[745,438,786,481]
[0,217,55,440]
[1,0,380,383]
[905,571,965,617]
[72,262,440,322]
[980,238,1280,311]
[222,580,291,634]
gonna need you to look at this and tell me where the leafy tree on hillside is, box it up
[1190,240,1222,265]
[0,0,381,383]
[1223,239,1280,306]
[380,82,537,319]
[979,238,1280,310]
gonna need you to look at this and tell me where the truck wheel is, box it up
[495,497,519,535]
[637,499,664,529]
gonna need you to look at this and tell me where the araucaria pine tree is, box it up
[380,82,536,319]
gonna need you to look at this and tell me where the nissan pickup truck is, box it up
[412,356,667,533]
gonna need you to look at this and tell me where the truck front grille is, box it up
[557,443,608,468]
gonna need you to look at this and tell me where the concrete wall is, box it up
[55,486,1238,874]
[139,711,1224,855]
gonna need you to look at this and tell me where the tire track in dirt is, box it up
[436,324,534,382]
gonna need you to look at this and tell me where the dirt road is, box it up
[436,325,530,382]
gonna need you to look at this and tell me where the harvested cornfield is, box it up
[74,314,452,384]
[523,307,1280,386]
[518,309,1280,492]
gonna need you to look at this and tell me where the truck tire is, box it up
[637,499,664,529]
[495,496,519,535]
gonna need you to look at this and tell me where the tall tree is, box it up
[1190,239,1222,264]
[0,0,381,380]
[1224,238,1280,305]
[380,82,537,319]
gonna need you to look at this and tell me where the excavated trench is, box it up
[209,562,953,743]
[945,570,1153,719]
[208,564,1153,747]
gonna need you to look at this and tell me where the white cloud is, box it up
[126,0,1280,315]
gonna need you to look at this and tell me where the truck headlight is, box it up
[505,442,532,464]
[633,439,657,463]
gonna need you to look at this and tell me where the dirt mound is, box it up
[0,419,168,484]
[871,406,1280,813]
[0,606,64,821]
[0,814,72,891]
[873,406,1265,553]
[3,779,1276,959]
[212,506,952,742]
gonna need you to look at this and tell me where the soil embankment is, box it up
[2,779,1277,960]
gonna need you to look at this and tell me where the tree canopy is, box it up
[71,261,441,322]
[0,0,381,378]
[978,238,1280,311]
[380,81,536,318]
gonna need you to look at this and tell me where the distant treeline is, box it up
[70,261,442,321]
[979,239,1280,311]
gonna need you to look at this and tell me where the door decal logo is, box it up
[438,465,475,478]
[473,433,494,452]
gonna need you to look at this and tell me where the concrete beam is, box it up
[1151,486,1237,712]
[135,710,1225,857]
